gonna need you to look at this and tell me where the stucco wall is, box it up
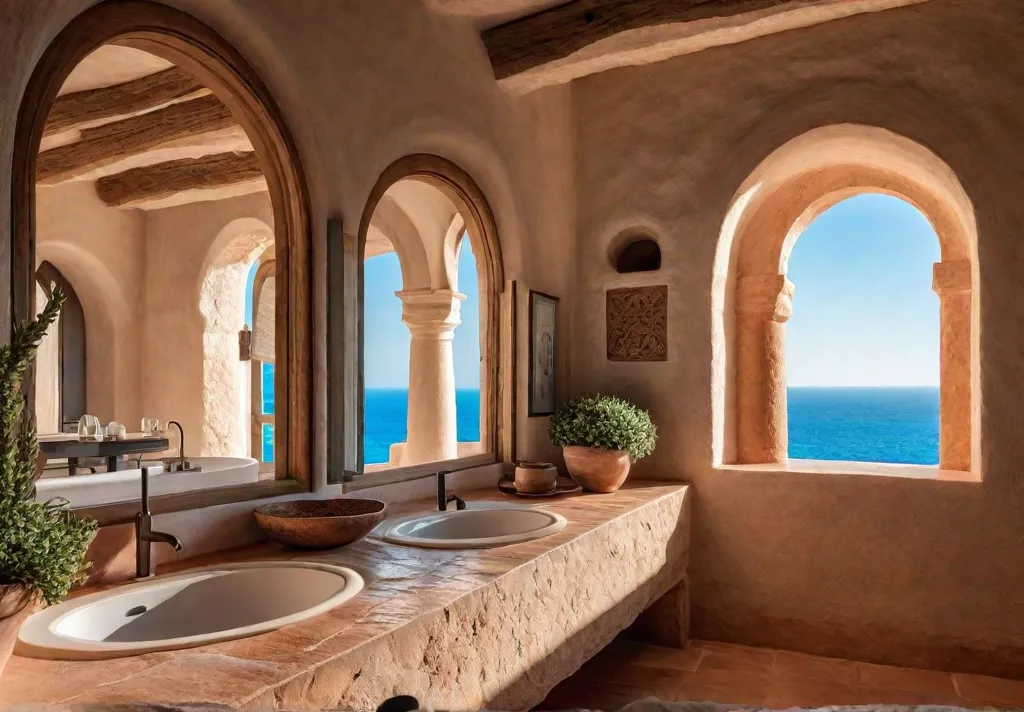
[143,191,274,455]
[36,180,146,426]
[571,0,1024,677]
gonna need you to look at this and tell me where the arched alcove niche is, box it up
[11,1,314,506]
[712,124,979,474]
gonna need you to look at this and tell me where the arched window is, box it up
[34,261,86,434]
[785,194,940,465]
[713,125,978,477]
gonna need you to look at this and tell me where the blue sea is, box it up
[788,387,938,464]
[261,371,939,467]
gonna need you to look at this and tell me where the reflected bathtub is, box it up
[35,457,260,508]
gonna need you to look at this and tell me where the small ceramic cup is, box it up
[514,461,558,494]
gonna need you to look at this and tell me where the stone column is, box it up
[933,260,972,472]
[398,288,466,465]
[735,274,795,464]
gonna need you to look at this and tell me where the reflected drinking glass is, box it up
[142,417,161,437]
[77,415,102,441]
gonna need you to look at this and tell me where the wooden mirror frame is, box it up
[9,1,314,523]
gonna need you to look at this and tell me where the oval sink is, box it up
[17,561,363,660]
[382,504,567,549]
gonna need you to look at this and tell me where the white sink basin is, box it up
[382,504,567,549]
[17,561,363,660]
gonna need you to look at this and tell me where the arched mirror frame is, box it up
[9,1,315,520]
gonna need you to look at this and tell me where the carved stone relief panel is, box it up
[606,285,668,362]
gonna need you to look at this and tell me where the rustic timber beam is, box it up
[482,0,927,92]
[37,94,237,184]
[44,67,209,136]
[484,0,789,78]
[95,151,264,207]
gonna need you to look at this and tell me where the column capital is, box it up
[737,274,795,322]
[932,260,971,296]
[396,288,466,338]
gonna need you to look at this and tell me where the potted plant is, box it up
[548,394,657,493]
[0,291,97,678]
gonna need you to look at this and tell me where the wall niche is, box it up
[612,236,661,273]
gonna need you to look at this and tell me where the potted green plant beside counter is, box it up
[0,291,97,678]
[549,394,658,493]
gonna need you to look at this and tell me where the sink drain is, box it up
[125,605,147,617]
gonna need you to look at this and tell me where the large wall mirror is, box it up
[12,3,313,521]
[332,155,505,485]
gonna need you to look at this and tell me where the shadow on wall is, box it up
[35,241,134,424]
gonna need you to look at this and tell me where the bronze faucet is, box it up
[135,466,182,578]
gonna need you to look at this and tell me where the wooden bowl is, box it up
[253,498,387,550]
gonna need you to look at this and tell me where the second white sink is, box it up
[382,504,567,549]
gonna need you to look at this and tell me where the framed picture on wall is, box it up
[528,290,558,417]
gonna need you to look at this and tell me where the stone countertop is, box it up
[0,481,690,711]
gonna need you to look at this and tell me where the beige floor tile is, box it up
[954,673,1024,707]
[857,661,957,695]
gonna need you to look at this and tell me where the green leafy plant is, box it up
[548,394,658,461]
[0,290,96,605]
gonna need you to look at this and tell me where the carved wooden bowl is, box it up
[253,498,387,550]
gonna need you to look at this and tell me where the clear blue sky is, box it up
[364,236,480,389]
[786,193,940,387]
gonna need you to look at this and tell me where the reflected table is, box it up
[39,435,170,474]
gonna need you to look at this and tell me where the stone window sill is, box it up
[718,458,980,482]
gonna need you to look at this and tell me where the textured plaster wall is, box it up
[571,0,1024,677]
[35,180,146,426]
[143,191,274,455]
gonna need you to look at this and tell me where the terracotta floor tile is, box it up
[674,670,772,706]
[954,673,1024,707]
[773,649,859,684]
[767,675,879,708]
[857,661,957,695]
[694,641,775,674]
[626,643,705,673]
[575,662,683,697]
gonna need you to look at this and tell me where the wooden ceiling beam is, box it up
[484,0,789,79]
[37,94,237,184]
[95,151,264,207]
[482,0,927,92]
[44,67,209,136]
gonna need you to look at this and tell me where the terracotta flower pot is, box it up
[0,584,36,679]
[562,446,631,493]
